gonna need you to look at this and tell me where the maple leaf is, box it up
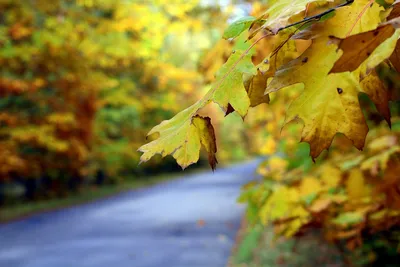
[245,69,270,107]
[356,27,400,79]
[192,116,218,170]
[213,51,257,117]
[293,0,384,39]
[263,0,388,159]
[139,113,217,170]
[360,70,392,126]
[138,102,208,169]
[139,50,256,169]
[389,40,400,72]
[267,39,369,159]
[330,23,396,73]
[226,69,270,116]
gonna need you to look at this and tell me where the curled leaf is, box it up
[330,24,396,73]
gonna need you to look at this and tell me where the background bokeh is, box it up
[0,0,268,206]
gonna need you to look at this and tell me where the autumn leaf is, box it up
[225,65,269,116]
[192,116,218,170]
[388,0,400,21]
[262,1,386,159]
[346,169,370,200]
[358,28,400,76]
[267,39,369,159]
[139,105,214,169]
[139,50,256,169]
[213,51,257,117]
[330,24,396,73]
[292,0,384,40]
[360,70,392,126]
[244,69,270,107]
[361,146,400,173]
[332,212,364,226]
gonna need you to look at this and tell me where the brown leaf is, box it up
[389,40,400,72]
[360,70,391,127]
[192,116,218,170]
[225,104,235,116]
[334,229,361,240]
[245,69,270,107]
[388,0,400,21]
[330,24,396,73]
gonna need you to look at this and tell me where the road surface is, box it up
[0,160,260,267]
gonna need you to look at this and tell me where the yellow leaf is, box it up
[268,156,288,173]
[346,169,370,200]
[320,164,342,188]
[330,23,396,73]
[259,186,299,224]
[244,69,270,107]
[267,38,369,159]
[299,176,322,197]
[139,50,256,169]
[367,135,398,152]
[283,206,310,237]
[139,113,217,170]
[260,135,277,155]
[192,116,218,170]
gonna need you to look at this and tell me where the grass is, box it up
[230,222,345,267]
[0,170,201,223]
[234,224,264,264]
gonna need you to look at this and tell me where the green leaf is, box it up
[302,192,318,206]
[213,50,257,117]
[223,16,255,40]
[332,212,364,226]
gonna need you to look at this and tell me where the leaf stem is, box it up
[345,0,375,37]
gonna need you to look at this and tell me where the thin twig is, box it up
[275,0,355,34]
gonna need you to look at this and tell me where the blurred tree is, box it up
[0,0,228,202]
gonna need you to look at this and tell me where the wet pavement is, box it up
[0,160,260,267]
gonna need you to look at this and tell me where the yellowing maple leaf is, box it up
[213,51,257,117]
[330,23,396,73]
[259,186,299,224]
[139,50,256,169]
[262,0,388,159]
[299,176,322,196]
[139,106,216,169]
[267,39,369,159]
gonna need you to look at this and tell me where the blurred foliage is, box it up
[0,0,246,203]
[211,1,400,265]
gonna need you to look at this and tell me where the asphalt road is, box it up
[0,160,261,267]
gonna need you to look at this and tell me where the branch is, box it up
[276,0,355,34]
